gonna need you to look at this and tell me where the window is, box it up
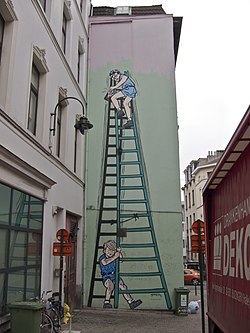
[188,192,191,208]
[62,1,72,54]
[28,64,39,135]
[0,0,17,63]
[27,46,49,137]
[56,103,62,157]
[77,49,81,82]
[74,126,78,172]
[0,13,4,63]
[54,88,69,159]
[80,0,83,12]
[77,38,85,83]
[0,183,43,315]
[62,12,67,53]
[115,6,132,15]
[207,172,212,178]
[39,0,46,11]
[192,190,195,206]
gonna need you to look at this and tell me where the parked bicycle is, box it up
[46,291,63,332]
[31,290,64,333]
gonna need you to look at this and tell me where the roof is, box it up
[91,5,182,64]
[203,107,250,192]
[92,5,166,16]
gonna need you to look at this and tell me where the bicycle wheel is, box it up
[49,308,61,333]
[40,312,53,333]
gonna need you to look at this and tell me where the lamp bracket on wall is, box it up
[50,96,93,136]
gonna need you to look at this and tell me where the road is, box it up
[62,283,208,333]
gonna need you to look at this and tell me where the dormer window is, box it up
[115,6,131,15]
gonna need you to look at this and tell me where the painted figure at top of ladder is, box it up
[107,69,136,129]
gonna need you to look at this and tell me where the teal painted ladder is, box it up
[88,90,172,310]
[114,109,172,309]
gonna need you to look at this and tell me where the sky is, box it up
[91,0,250,185]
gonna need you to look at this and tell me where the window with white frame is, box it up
[80,0,83,12]
[56,103,62,157]
[38,0,46,11]
[27,46,49,136]
[28,64,40,135]
[0,13,4,63]
[0,1,17,65]
[77,38,85,83]
[77,49,81,83]
[55,88,69,159]
[192,189,195,205]
[36,0,52,18]
[62,1,72,54]
[62,12,67,53]
[74,125,78,172]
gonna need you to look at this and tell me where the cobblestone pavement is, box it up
[62,285,208,333]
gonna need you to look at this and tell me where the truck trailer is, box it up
[203,108,250,333]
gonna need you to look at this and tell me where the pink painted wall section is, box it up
[89,15,175,77]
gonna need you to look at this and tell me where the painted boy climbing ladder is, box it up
[99,240,142,309]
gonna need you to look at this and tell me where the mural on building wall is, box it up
[105,69,137,129]
[87,69,172,311]
[99,240,142,309]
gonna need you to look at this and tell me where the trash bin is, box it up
[174,287,190,316]
[9,301,45,333]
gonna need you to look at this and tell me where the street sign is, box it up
[191,245,206,254]
[191,234,205,253]
[191,234,205,242]
[191,236,205,253]
[53,242,72,256]
[192,219,205,234]
[56,229,69,242]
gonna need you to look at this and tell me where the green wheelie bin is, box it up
[9,301,45,333]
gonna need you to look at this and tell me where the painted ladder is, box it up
[88,92,172,310]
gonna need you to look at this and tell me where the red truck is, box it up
[203,108,250,333]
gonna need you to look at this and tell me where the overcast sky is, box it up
[91,0,250,185]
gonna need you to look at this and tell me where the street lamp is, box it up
[50,96,93,136]
[74,115,93,135]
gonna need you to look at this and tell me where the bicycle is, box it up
[40,311,53,333]
[46,292,63,332]
[31,290,63,333]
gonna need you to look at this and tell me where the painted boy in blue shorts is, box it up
[99,240,142,309]
[108,69,137,129]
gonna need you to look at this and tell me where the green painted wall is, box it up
[84,16,183,310]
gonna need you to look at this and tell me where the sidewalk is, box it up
[62,286,208,333]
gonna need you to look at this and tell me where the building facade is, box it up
[182,151,223,260]
[85,5,183,310]
[0,0,92,329]
[181,202,187,261]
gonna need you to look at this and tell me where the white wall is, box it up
[0,0,91,305]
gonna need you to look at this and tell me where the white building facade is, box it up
[181,202,187,261]
[0,0,91,329]
[182,151,223,260]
